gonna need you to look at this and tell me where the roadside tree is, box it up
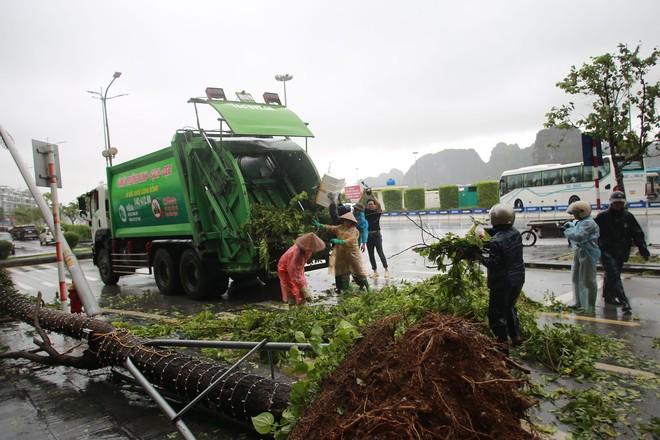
[545,43,659,192]
[60,201,80,224]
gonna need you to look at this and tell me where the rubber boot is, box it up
[334,276,343,293]
[340,277,350,293]
[356,278,372,293]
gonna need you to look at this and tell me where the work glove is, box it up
[330,238,346,245]
[300,285,312,301]
[327,192,335,202]
[312,219,323,228]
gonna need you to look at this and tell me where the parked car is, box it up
[0,232,16,255]
[12,225,39,241]
[39,227,55,245]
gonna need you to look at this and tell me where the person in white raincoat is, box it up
[561,201,601,315]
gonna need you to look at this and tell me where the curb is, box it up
[0,252,93,269]
[524,260,660,275]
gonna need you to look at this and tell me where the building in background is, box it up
[0,185,38,219]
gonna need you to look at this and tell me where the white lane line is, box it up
[544,279,604,306]
[541,312,640,327]
[12,280,33,291]
[594,362,656,379]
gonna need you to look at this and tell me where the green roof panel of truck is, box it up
[206,100,314,138]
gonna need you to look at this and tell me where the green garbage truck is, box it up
[79,89,324,299]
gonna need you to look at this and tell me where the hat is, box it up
[68,282,76,292]
[609,191,627,204]
[339,212,358,225]
[295,233,326,252]
[353,203,365,212]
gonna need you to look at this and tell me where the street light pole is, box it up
[275,74,293,106]
[87,72,127,167]
[413,151,419,187]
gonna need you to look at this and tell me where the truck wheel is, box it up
[153,248,181,296]
[98,247,120,285]
[179,249,228,300]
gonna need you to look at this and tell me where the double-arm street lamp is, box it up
[87,72,127,166]
[274,74,293,106]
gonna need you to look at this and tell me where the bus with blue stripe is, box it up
[498,156,646,209]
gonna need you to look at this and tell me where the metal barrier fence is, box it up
[382,201,660,219]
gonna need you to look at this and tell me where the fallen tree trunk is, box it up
[0,280,291,425]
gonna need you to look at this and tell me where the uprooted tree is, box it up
[0,273,291,425]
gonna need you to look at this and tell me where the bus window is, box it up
[543,170,561,185]
[581,165,594,182]
[499,179,507,195]
[524,171,542,187]
[647,172,660,198]
[563,166,581,183]
[509,175,523,190]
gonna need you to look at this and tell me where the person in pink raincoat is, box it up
[278,233,326,305]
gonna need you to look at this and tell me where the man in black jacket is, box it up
[480,204,525,351]
[595,191,650,312]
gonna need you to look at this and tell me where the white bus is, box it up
[499,156,646,209]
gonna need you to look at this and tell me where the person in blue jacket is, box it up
[352,203,369,253]
[480,203,525,352]
[560,201,600,316]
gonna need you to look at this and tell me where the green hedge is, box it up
[64,232,80,249]
[475,181,499,208]
[62,224,91,240]
[0,241,12,260]
[439,185,459,209]
[404,188,425,211]
[382,189,403,212]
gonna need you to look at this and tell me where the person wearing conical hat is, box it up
[278,233,326,305]
[313,212,371,293]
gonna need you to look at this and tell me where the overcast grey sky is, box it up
[1,0,659,203]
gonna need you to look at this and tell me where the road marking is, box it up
[102,308,180,323]
[541,312,639,326]
[544,279,604,306]
[41,281,56,288]
[400,270,435,275]
[594,362,656,379]
[12,280,32,291]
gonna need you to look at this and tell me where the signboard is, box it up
[343,185,362,201]
[581,134,603,166]
[110,157,190,231]
[32,140,63,188]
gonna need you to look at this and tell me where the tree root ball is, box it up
[288,313,540,439]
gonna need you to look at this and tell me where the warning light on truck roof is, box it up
[205,87,226,100]
[263,92,282,105]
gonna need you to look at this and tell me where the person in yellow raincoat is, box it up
[278,232,326,305]
[313,212,371,292]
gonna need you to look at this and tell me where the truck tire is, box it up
[153,248,181,296]
[179,249,228,300]
[98,247,120,285]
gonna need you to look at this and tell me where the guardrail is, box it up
[382,201,660,218]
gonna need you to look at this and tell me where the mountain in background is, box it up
[363,128,597,189]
